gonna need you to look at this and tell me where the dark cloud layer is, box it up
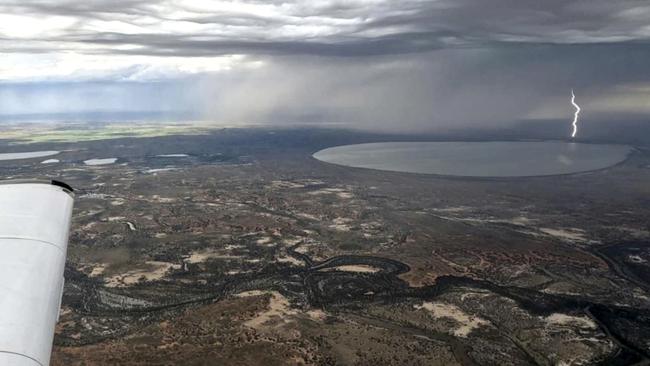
[196,44,650,131]
[2,0,650,57]
[0,0,649,132]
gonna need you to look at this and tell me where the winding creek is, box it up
[61,242,650,365]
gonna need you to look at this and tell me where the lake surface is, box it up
[156,154,189,158]
[84,158,117,166]
[313,141,632,177]
[0,151,59,161]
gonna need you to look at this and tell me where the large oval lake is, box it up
[313,141,632,177]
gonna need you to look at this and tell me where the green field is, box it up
[0,123,216,145]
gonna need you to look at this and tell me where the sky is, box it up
[1,0,649,131]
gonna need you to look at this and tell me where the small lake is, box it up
[313,141,632,177]
[84,158,118,166]
[156,154,189,158]
[0,151,59,161]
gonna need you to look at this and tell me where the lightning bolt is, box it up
[570,89,581,138]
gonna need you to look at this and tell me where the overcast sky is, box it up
[1,0,649,131]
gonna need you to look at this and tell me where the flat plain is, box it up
[1,124,649,365]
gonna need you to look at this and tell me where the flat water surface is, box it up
[313,141,632,177]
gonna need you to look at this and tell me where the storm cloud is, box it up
[1,0,649,131]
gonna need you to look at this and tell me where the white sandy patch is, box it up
[330,224,352,231]
[144,168,177,174]
[539,228,588,242]
[84,158,117,166]
[432,206,473,213]
[414,302,489,337]
[282,238,303,246]
[460,291,491,302]
[307,190,328,196]
[236,291,298,329]
[256,237,273,245]
[185,249,241,264]
[302,179,325,185]
[236,290,267,297]
[294,245,310,255]
[326,265,380,273]
[276,255,304,266]
[360,221,382,229]
[307,187,347,195]
[41,159,60,164]
[80,222,97,230]
[105,261,180,287]
[270,180,306,189]
[89,263,107,277]
[156,154,189,158]
[308,187,355,200]
[337,192,354,199]
[78,193,110,200]
[105,218,136,231]
[431,211,537,229]
[297,212,320,221]
[226,270,240,275]
[329,217,354,232]
[508,216,535,226]
[306,309,327,321]
[150,195,176,203]
[79,193,109,199]
[544,313,597,329]
[224,244,245,250]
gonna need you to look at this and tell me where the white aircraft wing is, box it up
[0,181,74,366]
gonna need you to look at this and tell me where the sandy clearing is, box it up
[414,301,489,337]
[539,228,588,242]
[105,261,180,287]
[329,217,354,232]
[185,249,241,264]
[236,291,298,329]
[270,180,306,189]
[256,237,273,245]
[432,206,473,213]
[545,313,597,329]
[306,309,327,321]
[326,265,380,273]
[89,264,107,277]
[276,255,304,266]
